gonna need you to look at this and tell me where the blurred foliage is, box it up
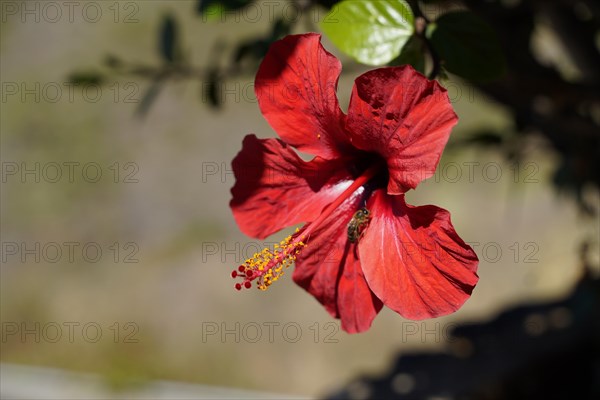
[391,34,426,74]
[459,0,600,214]
[426,11,506,82]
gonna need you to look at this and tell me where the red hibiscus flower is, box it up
[230,33,478,333]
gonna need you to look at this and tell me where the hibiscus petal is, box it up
[255,33,353,159]
[293,193,383,333]
[230,135,351,239]
[359,190,478,320]
[346,66,458,194]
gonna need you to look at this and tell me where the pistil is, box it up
[232,162,382,290]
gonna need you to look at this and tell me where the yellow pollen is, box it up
[241,234,306,291]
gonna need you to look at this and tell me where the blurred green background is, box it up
[1,0,598,397]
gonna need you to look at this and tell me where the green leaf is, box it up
[426,11,506,82]
[321,0,414,66]
[232,39,270,67]
[203,68,222,109]
[197,0,252,18]
[68,72,103,86]
[391,34,425,73]
[159,14,179,63]
[270,17,292,40]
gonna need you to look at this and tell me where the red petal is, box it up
[292,194,383,333]
[230,135,351,239]
[359,190,478,320]
[255,33,353,159]
[346,66,458,194]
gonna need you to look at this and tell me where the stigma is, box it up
[231,229,306,291]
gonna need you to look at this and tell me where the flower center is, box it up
[231,162,383,291]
